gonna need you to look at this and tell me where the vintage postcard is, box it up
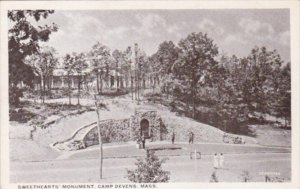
[1,1,299,189]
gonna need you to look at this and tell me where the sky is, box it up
[34,9,290,62]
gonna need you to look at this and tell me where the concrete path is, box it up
[54,141,291,160]
[10,153,291,183]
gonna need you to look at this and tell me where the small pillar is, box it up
[51,77,54,88]
[61,77,65,87]
[72,77,75,88]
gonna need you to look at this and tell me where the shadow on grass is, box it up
[146,96,257,137]
[9,100,108,123]
[147,146,182,151]
[98,88,129,97]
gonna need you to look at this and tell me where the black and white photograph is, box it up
[0,1,299,188]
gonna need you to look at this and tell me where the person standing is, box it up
[141,132,146,149]
[171,132,175,144]
[213,153,219,169]
[189,131,194,144]
[219,153,224,168]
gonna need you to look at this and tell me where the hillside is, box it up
[9,95,291,162]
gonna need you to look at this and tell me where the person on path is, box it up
[219,153,224,168]
[213,153,219,169]
[171,132,175,144]
[141,132,146,149]
[189,131,194,144]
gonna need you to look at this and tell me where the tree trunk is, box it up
[96,71,100,94]
[111,76,114,88]
[94,95,103,180]
[41,75,45,104]
[100,69,103,93]
[143,79,146,89]
[120,76,123,88]
[43,78,46,104]
[135,69,137,101]
[166,83,169,99]
[39,78,43,104]
[77,75,81,106]
[184,88,189,111]
[153,76,156,93]
[68,74,71,105]
[117,76,120,89]
[116,62,119,90]
[131,76,134,100]
[137,74,140,103]
[48,77,52,91]
[192,82,196,119]
[125,74,128,88]
[84,75,89,92]
[285,116,287,128]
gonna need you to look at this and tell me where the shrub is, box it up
[143,92,162,98]
[240,170,251,182]
[9,86,24,106]
[209,171,218,182]
[126,150,170,183]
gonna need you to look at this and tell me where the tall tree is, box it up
[123,46,133,89]
[89,42,111,94]
[156,41,178,74]
[94,95,103,179]
[173,32,218,118]
[276,62,291,127]
[25,46,58,104]
[155,41,178,98]
[137,51,150,90]
[148,54,161,93]
[117,46,134,97]
[8,10,58,105]
[73,53,88,106]
[245,46,284,114]
[112,49,123,90]
[63,54,76,105]
[213,62,250,133]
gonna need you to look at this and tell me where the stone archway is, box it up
[140,119,150,138]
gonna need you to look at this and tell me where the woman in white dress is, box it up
[213,153,219,169]
[219,153,224,168]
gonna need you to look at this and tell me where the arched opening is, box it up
[140,119,150,138]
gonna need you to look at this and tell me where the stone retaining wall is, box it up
[54,110,167,151]
[53,110,256,151]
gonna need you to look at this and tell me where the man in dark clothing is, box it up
[141,133,146,149]
[189,131,194,144]
[171,132,175,144]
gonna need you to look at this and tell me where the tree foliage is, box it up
[73,53,88,105]
[63,53,76,105]
[25,46,58,103]
[173,32,218,117]
[8,10,58,105]
[211,47,290,132]
[126,150,170,183]
[89,42,111,93]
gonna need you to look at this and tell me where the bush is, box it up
[99,88,129,96]
[126,150,170,183]
[143,92,162,98]
[209,171,218,182]
[240,170,251,182]
[9,86,23,106]
[9,108,36,123]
